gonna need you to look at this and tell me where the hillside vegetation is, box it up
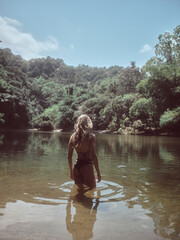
[0,25,180,134]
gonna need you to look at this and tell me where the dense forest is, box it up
[0,25,180,134]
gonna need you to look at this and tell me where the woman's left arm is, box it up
[68,136,74,180]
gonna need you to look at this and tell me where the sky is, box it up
[0,0,180,68]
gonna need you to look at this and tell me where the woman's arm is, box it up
[68,135,74,180]
[90,135,101,182]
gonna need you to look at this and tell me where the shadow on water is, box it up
[0,130,180,239]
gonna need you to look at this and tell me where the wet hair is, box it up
[74,114,93,147]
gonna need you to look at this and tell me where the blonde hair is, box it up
[74,114,93,146]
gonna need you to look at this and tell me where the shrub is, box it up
[132,120,145,131]
[160,107,180,131]
[39,120,54,131]
[129,97,153,123]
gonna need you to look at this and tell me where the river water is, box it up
[0,130,180,240]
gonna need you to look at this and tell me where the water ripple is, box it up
[35,181,124,205]
[59,180,124,203]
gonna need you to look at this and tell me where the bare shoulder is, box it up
[70,132,76,139]
[69,133,75,144]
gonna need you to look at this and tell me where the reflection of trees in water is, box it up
[26,131,59,155]
[66,187,99,240]
[0,131,70,210]
[96,134,180,176]
[58,132,71,150]
[0,130,29,153]
[25,131,71,159]
[159,142,180,183]
[0,131,70,157]
[96,134,161,163]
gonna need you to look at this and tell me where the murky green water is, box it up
[0,130,180,240]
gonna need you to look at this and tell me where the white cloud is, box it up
[3,17,22,27]
[140,44,152,53]
[0,16,59,59]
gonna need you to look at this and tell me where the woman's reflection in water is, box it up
[66,186,100,240]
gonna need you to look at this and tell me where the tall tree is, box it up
[155,25,180,64]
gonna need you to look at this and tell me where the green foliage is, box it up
[108,117,119,131]
[160,107,180,131]
[94,62,143,96]
[99,103,114,129]
[136,79,149,97]
[31,104,60,129]
[44,105,60,123]
[129,97,154,124]
[132,120,145,131]
[0,78,11,93]
[39,120,54,131]
[98,93,138,131]
[144,64,180,118]
[82,96,108,129]
[119,61,143,94]
[155,25,180,64]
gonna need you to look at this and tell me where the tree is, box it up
[155,25,180,64]
[129,97,155,125]
[118,61,143,95]
[145,64,180,120]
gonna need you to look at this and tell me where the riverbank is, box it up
[96,127,180,137]
[1,127,180,137]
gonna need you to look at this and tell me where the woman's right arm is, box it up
[68,135,74,180]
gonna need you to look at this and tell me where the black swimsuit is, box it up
[73,151,95,187]
[74,152,93,169]
[74,158,93,170]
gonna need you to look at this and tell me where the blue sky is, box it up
[0,0,179,68]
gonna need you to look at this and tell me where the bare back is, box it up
[69,133,95,161]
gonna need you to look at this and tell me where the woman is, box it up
[68,114,101,188]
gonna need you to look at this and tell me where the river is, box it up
[0,130,180,240]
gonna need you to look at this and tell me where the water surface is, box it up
[0,130,180,240]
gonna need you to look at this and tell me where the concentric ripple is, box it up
[33,181,124,205]
[59,180,124,203]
